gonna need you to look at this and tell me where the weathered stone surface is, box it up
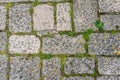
[0,6,6,30]
[73,0,98,32]
[64,58,95,74]
[98,57,120,75]
[0,55,8,80]
[99,0,120,12]
[63,76,94,80]
[0,32,7,51]
[42,58,61,80]
[97,76,120,80]
[42,34,85,54]
[57,3,71,31]
[38,0,63,2]
[89,33,120,55]
[33,4,54,31]
[9,4,32,33]
[0,0,34,2]
[10,57,40,80]
[101,15,120,30]
[9,35,40,54]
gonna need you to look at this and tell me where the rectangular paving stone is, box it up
[101,15,120,30]
[42,34,85,54]
[99,0,120,12]
[0,55,8,80]
[0,0,34,2]
[9,4,32,33]
[73,0,98,32]
[64,58,95,74]
[10,57,40,80]
[57,3,72,31]
[88,33,120,55]
[97,76,120,80]
[0,6,6,30]
[98,57,120,75]
[9,35,40,54]
[42,58,61,80]
[33,4,54,31]
[63,76,94,80]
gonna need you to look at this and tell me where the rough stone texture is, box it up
[9,4,32,33]
[98,57,120,75]
[64,58,95,74]
[57,3,71,31]
[9,35,40,54]
[42,34,85,54]
[0,6,6,30]
[42,58,61,80]
[0,55,8,80]
[97,76,120,80]
[73,0,98,32]
[89,33,120,55]
[10,57,40,80]
[33,4,54,31]
[0,0,34,2]
[101,15,120,30]
[63,77,94,80]
[99,0,120,12]
[0,32,7,51]
[38,0,63,2]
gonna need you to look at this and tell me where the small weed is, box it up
[5,3,13,10]
[82,29,93,41]
[33,1,39,7]
[95,20,104,32]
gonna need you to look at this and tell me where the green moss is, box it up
[5,3,14,10]
[82,29,93,41]
[95,20,104,32]
[40,54,54,59]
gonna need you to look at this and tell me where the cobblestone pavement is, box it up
[0,0,120,80]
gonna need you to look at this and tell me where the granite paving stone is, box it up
[97,76,120,80]
[42,34,85,54]
[64,58,95,74]
[63,76,94,80]
[9,35,40,54]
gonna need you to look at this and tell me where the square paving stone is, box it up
[64,58,95,74]
[10,57,40,80]
[99,0,120,12]
[101,15,120,30]
[63,76,94,80]
[0,55,8,80]
[0,32,7,51]
[0,0,34,2]
[98,57,120,75]
[0,6,6,30]
[9,35,40,54]
[57,3,72,31]
[97,76,120,80]
[73,0,98,32]
[88,33,120,55]
[42,34,85,54]
[9,4,32,33]
[33,4,54,31]
[42,58,61,80]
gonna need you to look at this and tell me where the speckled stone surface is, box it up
[38,0,64,2]
[0,6,6,30]
[42,34,85,54]
[63,77,94,80]
[97,76,120,80]
[73,0,98,32]
[57,3,71,31]
[42,58,61,80]
[9,35,40,54]
[98,57,120,75]
[9,57,40,80]
[88,33,120,55]
[0,0,34,2]
[64,58,95,74]
[9,4,32,33]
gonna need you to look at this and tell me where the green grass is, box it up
[5,3,14,10]
[82,29,93,41]
[95,20,104,32]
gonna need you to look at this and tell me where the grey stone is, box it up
[73,0,98,32]
[88,33,120,55]
[0,32,7,51]
[0,6,6,30]
[101,15,120,30]
[10,57,40,80]
[42,34,85,54]
[64,58,95,74]
[57,3,72,31]
[38,0,64,2]
[97,76,120,80]
[99,0,120,12]
[42,58,61,80]
[0,55,8,80]
[0,0,34,2]
[9,35,40,54]
[33,4,54,31]
[63,76,94,80]
[98,57,120,75]
[9,4,32,33]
